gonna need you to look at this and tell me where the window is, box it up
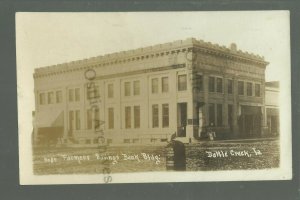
[162,77,169,93]
[209,77,215,92]
[108,84,114,98]
[216,78,223,93]
[87,109,92,129]
[178,74,187,91]
[69,111,74,130]
[133,81,140,95]
[152,104,159,128]
[87,84,100,99]
[209,103,215,126]
[75,110,80,130]
[194,74,203,91]
[227,79,233,94]
[152,78,159,93]
[162,104,169,128]
[125,106,131,128]
[247,82,253,96]
[56,91,62,103]
[108,108,114,129]
[69,89,74,102]
[228,104,233,130]
[124,82,131,96]
[39,93,45,105]
[48,92,54,104]
[238,81,244,95]
[134,106,140,128]
[217,104,223,126]
[94,108,100,130]
[255,83,261,97]
[75,88,80,101]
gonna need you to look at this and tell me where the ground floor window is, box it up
[125,106,131,128]
[228,104,233,130]
[217,104,223,126]
[152,104,159,128]
[87,109,92,129]
[208,103,215,126]
[69,110,81,131]
[162,104,169,128]
[134,106,140,128]
[108,107,114,129]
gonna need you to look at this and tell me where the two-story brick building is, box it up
[33,38,271,146]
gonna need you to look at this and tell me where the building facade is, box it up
[265,81,280,136]
[33,38,273,146]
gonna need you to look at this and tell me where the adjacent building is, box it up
[33,38,278,146]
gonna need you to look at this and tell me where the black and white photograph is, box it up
[16,11,292,184]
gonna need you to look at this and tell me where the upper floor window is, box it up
[86,83,100,100]
[39,93,46,105]
[178,74,187,91]
[216,78,223,93]
[247,82,253,96]
[108,84,114,98]
[255,83,261,97]
[238,81,244,95]
[161,77,169,93]
[48,92,54,104]
[209,77,215,92]
[194,74,203,91]
[75,88,80,101]
[152,78,159,94]
[227,79,233,94]
[124,82,131,96]
[69,89,75,102]
[56,91,62,103]
[133,80,140,96]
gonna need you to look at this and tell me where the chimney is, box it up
[230,43,237,52]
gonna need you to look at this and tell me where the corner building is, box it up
[33,38,270,145]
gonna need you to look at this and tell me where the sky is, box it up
[17,12,290,79]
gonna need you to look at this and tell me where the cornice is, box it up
[33,38,268,79]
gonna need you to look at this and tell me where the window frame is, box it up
[133,80,140,96]
[209,77,215,92]
[134,106,140,128]
[247,82,253,96]
[178,74,187,91]
[124,82,131,97]
[216,77,223,93]
[238,81,244,95]
[161,77,169,93]
[151,78,159,94]
[152,104,159,128]
[162,104,169,128]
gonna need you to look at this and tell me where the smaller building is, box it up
[265,81,280,136]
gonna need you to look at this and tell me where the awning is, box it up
[35,110,64,127]
[241,106,261,115]
[38,127,64,140]
[266,108,279,116]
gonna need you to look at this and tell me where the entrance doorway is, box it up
[177,103,187,137]
[239,106,261,137]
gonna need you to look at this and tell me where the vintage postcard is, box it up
[16,11,292,184]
